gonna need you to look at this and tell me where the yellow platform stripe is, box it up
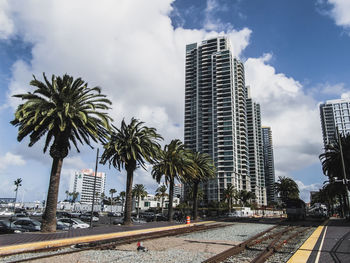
[0,221,215,256]
[287,220,329,263]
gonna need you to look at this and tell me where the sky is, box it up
[0,0,349,203]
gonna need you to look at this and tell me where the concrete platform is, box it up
[287,218,350,263]
[0,221,214,256]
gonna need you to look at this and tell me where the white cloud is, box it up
[0,0,14,39]
[327,0,350,29]
[0,152,26,170]
[341,91,350,99]
[317,82,347,96]
[2,0,324,200]
[296,180,322,202]
[245,54,323,176]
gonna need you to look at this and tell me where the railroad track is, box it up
[2,222,230,263]
[203,225,312,263]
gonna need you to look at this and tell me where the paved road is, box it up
[307,218,350,263]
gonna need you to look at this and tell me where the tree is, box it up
[155,185,168,214]
[152,139,192,222]
[133,184,147,219]
[186,151,216,220]
[319,133,350,216]
[69,191,79,204]
[100,118,162,225]
[65,190,69,201]
[274,176,299,203]
[237,190,256,207]
[119,191,126,214]
[109,188,117,211]
[14,178,22,208]
[223,185,237,213]
[11,73,112,232]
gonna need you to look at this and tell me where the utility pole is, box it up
[90,148,99,228]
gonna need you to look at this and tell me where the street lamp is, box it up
[90,148,101,228]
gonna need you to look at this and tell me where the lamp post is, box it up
[90,148,100,228]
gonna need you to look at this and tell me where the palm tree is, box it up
[100,118,162,225]
[152,139,192,222]
[187,151,216,220]
[119,191,126,214]
[133,184,147,219]
[237,190,256,207]
[319,133,350,216]
[155,185,168,214]
[65,190,69,201]
[11,73,112,232]
[109,188,117,212]
[14,178,22,209]
[223,185,237,213]
[69,191,79,203]
[274,176,299,204]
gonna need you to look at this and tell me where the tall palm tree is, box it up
[319,133,350,216]
[109,188,117,212]
[100,118,162,225]
[152,139,192,222]
[119,191,126,214]
[133,184,147,218]
[223,185,237,213]
[155,185,168,214]
[274,176,299,204]
[65,190,69,201]
[237,190,256,207]
[187,151,216,220]
[14,178,22,209]
[11,73,112,232]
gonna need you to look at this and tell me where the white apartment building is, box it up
[69,169,106,204]
[320,98,350,147]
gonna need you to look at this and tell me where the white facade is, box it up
[320,98,350,147]
[136,194,180,211]
[69,169,106,204]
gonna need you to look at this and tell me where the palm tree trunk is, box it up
[193,182,199,220]
[41,157,63,232]
[124,165,134,225]
[161,197,164,214]
[168,177,174,222]
[14,188,18,210]
[137,196,140,219]
[229,198,232,213]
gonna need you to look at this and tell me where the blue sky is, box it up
[0,0,349,203]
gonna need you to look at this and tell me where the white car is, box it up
[58,218,89,229]
[0,210,14,216]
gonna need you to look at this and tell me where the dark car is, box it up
[0,220,22,234]
[80,212,99,222]
[107,212,123,217]
[9,213,29,221]
[113,217,146,225]
[12,218,41,232]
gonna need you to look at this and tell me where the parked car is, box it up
[57,218,89,229]
[80,212,99,222]
[0,210,14,216]
[31,211,43,216]
[107,212,123,217]
[9,213,30,221]
[11,218,41,232]
[0,220,22,234]
[56,220,70,231]
[113,217,146,225]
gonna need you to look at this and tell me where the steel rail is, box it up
[4,223,229,263]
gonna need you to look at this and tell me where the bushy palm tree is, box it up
[109,188,117,211]
[155,185,168,214]
[237,190,256,207]
[11,73,112,232]
[319,133,350,216]
[186,151,215,220]
[274,176,299,203]
[152,139,192,222]
[223,185,237,213]
[14,178,22,208]
[133,184,147,218]
[100,118,162,225]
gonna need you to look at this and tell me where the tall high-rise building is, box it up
[247,92,266,206]
[69,169,106,204]
[320,98,350,147]
[262,126,276,204]
[184,37,251,202]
